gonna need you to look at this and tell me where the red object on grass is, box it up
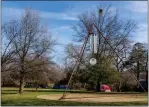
[100,84,111,91]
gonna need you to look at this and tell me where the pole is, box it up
[59,33,90,100]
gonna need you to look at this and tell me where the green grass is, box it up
[1,87,148,106]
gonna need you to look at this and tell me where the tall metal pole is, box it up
[59,33,91,100]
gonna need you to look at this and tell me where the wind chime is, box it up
[89,9,103,65]
[89,29,98,65]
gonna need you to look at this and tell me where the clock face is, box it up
[89,58,97,65]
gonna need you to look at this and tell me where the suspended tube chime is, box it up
[89,33,98,65]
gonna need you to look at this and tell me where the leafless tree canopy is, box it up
[72,5,137,71]
[2,9,57,93]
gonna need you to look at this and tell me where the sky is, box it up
[2,1,148,65]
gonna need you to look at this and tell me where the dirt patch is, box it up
[37,93,148,103]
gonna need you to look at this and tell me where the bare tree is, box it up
[1,22,17,72]
[72,5,136,62]
[2,9,56,94]
[64,43,82,67]
[24,56,50,91]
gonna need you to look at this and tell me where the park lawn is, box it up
[1,87,148,106]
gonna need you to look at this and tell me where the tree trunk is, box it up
[137,72,140,81]
[136,61,140,88]
[137,61,140,80]
[83,83,86,89]
[146,71,148,85]
[35,81,38,92]
[118,72,122,92]
[118,81,121,92]
[96,82,100,92]
[2,77,5,86]
[96,80,101,92]
[19,73,24,94]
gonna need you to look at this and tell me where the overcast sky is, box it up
[2,1,148,65]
